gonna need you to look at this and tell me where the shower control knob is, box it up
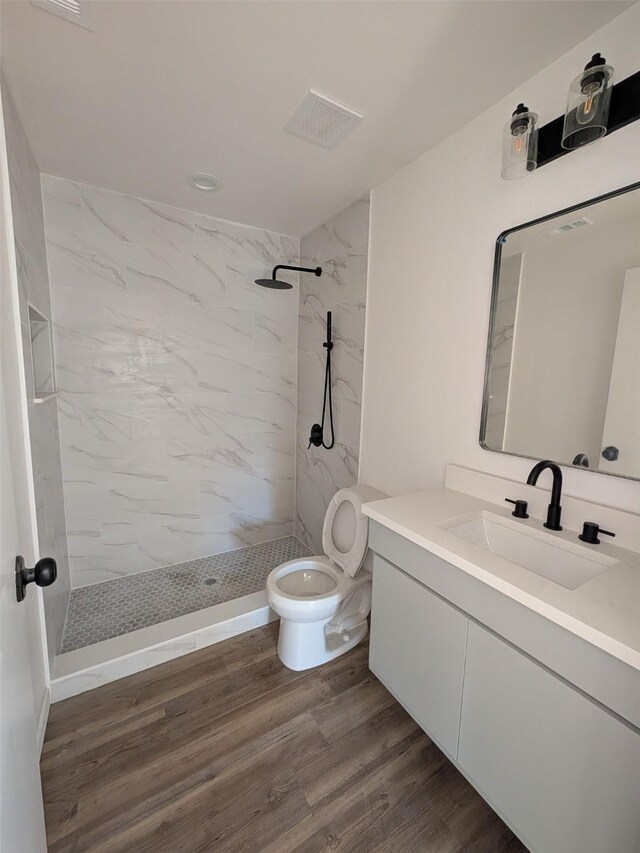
[15,555,57,603]
[308,423,323,448]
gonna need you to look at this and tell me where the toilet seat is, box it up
[267,485,386,611]
[322,487,370,576]
[276,565,337,598]
[267,556,366,623]
[274,557,342,600]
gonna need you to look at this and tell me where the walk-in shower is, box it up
[4,94,369,700]
[27,173,318,699]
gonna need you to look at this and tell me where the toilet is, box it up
[266,484,386,671]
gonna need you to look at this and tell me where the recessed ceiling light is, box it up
[187,172,222,192]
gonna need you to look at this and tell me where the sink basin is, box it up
[439,511,617,590]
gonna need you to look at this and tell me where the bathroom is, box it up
[0,1,639,850]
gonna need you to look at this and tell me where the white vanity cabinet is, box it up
[369,548,640,853]
[458,622,640,853]
[369,555,468,759]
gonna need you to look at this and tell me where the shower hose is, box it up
[320,310,335,449]
[308,310,335,450]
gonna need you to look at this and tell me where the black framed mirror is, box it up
[481,181,640,480]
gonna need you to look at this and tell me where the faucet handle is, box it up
[505,498,529,519]
[579,522,615,545]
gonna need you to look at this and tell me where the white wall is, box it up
[360,3,640,512]
[601,267,640,478]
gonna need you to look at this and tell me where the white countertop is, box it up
[363,487,640,672]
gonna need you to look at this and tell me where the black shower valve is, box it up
[308,423,323,448]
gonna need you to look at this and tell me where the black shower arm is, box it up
[272,264,322,280]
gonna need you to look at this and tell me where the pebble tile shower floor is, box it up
[61,536,312,653]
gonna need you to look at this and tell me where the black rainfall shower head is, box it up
[255,264,322,289]
[254,277,294,290]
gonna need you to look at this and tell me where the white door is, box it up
[0,88,49,852]
[600,267,640,476]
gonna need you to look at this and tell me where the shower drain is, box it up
[203,577,218,586]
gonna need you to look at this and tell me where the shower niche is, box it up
[27,304,56,402]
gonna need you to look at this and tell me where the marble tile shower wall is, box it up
[484,252,521,450]
[42,175,300,586]
[295,196,369,552]
[2,76,71,663]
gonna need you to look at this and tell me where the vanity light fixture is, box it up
[187,172,222,192]
[501,56,640,178]
[562,53,614,150]
[501,104,538,180]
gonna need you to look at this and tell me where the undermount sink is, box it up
[439,511,618,590]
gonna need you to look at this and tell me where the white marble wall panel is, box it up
[43,175,299,585]
[2,74,71,665]
[29,315,54,393]
[484,252,522,450]
[295,196,370,552]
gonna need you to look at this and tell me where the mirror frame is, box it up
[480,179,640,480]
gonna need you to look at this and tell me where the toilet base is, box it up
[276,615,368,671]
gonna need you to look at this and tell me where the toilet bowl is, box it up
[266,484,386,671]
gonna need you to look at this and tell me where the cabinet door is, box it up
[458,622,640,853]
[369,555,468,758]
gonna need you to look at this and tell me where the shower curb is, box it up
[51,591,277,703]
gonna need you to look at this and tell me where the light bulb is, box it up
[577,82,602,125]
[502,104,538,180]
[562,53,613,149]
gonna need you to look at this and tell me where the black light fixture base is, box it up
[537,69,640,169]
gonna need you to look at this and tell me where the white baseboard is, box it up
[36,686,50,755]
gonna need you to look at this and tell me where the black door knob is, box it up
[602,445,619,462]
[15,555,57,603]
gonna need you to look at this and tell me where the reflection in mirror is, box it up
[482,182,640,480]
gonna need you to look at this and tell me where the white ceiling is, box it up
[0,0,632,236]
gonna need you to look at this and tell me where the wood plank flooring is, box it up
[42,623,528,853]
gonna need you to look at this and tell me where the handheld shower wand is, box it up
[308,311,335,450]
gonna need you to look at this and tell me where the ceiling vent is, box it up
[30,0,94,30]
[546,217,593,237]
[284,90,363,149]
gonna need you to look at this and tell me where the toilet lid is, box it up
[322,485,384,577]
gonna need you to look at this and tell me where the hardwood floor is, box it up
[41,623,528,853]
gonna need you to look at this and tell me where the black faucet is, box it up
[526,460,563,531]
